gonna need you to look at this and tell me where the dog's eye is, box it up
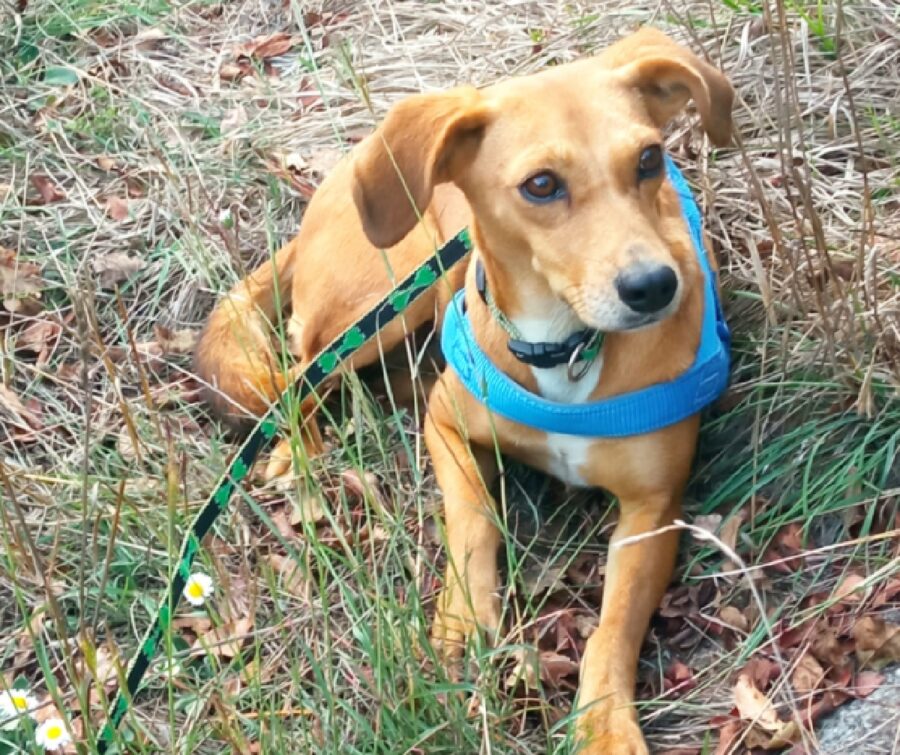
[638,145,664,180]
[520,171,566,203]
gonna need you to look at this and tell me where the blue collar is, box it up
[440,155,730,438]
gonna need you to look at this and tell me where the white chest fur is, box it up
[511,309,602,488]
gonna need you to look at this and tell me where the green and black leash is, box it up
[96,229,472,753]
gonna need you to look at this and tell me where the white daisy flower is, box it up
[35,717,71,751]
[0,688,38,730]
[183,572,213,606]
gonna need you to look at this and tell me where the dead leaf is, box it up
[505,647,539,690]
[172,614,213,635]
[693,514,722,534]
[19,317,62,366]
[193,615,253,659]
[266,553,308,599]
[833,573,867,604]
[133,27,168,50]
[764,719,802,749]
[853,616,900,669]
[733,672,781,730]
[29,174,66,205]
[234,31,295,60]
[96,155,118,172]
[719,514,742,553]
[92,252,146,288]
[154,324,198,355]
[790,651,825,695]
[521,562,567,596]
[105,196,129,221]
[0,384,44,440]
[809,624,846,669]
[663,660,697,695]
[219,60,251,82]
[1,247,43,313]
[853,670,884,697]
[539,650,579,688]
[719,605,750,633]
[289,488,327,525]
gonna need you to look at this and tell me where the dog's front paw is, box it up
[576,705,648,755]
[431,587,501,660]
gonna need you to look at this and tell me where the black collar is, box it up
[474,259,602,371]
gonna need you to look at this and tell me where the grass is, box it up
[0,0,898,753]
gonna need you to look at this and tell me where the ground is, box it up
[0,1,898,754]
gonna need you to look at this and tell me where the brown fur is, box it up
[195,28,733,753]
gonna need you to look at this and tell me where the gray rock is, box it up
[815,664,900,754]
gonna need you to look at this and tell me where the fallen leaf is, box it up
[719,605,750,633]
[289,488,327,525]
[539,650,580,688]
[733,672,781,731]
[833,573,867,604]
[96,155,118,172]
[790,651,825,695]
[719,514,742,553]
[29,174,66,204]
[105,196,129,221]
[267,553,308,599]
[809,624,846,669]
[235,31,295,60]
[853,670,884,697]
[776,522,804,553]
[92,252,146,288]
[853,616,900,670]
[154,324,198,355]
[713,718,744,755]
[0,384,44,440]
[219,60,251,82]
[693,514,722,534]
[1,247,43,313]
[764,719,802,749]
[521,562,567,596]
[663,660,697,695]
[133,27,168,50]
[19,317,63,367]
[193,615,253,659]
[505,647,539,690]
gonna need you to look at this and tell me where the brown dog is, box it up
[195,28,733,754]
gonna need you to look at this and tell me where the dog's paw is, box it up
[431,589,501,661]
[576,705,648,755]
[263,438,294,482]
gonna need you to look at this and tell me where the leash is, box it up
[96,229,472,752]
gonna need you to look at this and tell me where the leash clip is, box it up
[567,342,592,382]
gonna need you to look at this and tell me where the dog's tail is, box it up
[194,239,297,430]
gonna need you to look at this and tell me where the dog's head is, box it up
[353,28,733,332]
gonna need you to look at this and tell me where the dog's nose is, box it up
[615,263,678,314]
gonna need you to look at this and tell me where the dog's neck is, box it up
[474,249,603,404]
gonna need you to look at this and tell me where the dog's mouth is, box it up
[567,297,677,334]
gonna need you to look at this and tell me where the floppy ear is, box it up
[603,27,734,147]
[352,86,488,249]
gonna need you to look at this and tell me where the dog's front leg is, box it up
[576,492,681,755]
[425,412,501,656]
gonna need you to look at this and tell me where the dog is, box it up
[194,27,733,754]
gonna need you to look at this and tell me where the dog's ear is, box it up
[603,27,734,147]
[353,86,488,249]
